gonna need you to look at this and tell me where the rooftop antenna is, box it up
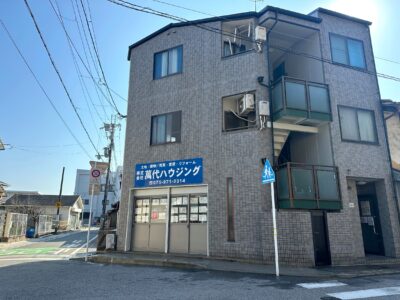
[249,0,264,12]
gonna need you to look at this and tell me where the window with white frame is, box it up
[330,34,366,69]
[338,106,377,143]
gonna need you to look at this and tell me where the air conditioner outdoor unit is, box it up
[255,26,267,41]
[238,94,255,116]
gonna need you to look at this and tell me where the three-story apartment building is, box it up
[117,6,400,266]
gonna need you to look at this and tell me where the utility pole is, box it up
[55,166,65,234]
[101,117,119,228]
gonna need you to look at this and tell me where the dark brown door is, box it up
[311,211,331,266]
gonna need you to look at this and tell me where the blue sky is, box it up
[0,0,399,195]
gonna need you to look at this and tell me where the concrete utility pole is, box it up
[101,117,119,228]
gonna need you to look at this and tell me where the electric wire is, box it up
[24,0,101,158]
[52,0,107,127]
[72,0,110,119]
[79,0,125,117]
[51,0,123,124]
[0,19,92,159]
[152,0,400,69]
[107,0,400,84]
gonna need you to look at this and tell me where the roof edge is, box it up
[310,7,372,25]
[127,6,322,60]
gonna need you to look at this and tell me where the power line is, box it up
[52,0,107,128]
[153,0,400,69]
[151,0,216,17]
[50,0,123,122]
[0,19,92,159]
[107,0,400,84]
[72,0,110,119]
[24,0,101,158]
[103,84,128,102]
[79,0,125,117]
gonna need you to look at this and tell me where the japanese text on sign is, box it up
[134,158,203,187]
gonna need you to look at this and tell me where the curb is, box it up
[83,255,208,271]
[76,254,400,279]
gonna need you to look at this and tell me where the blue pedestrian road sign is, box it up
[262,160,275,184]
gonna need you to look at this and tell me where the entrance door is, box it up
[148,198,167,251]
[133,197,167,252]
[311,211,331,266]
[169,196,189,253]
[188,195,207,255]
[358,195,384,255]
[169,194,208,255]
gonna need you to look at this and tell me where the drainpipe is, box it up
[257,12,278,165]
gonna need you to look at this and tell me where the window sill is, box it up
[150,141,181,147]
[153,71,183,81]
[222,126,258,134]
[221,49,255,60]
[340,139,379,146]
[331,61,367,73]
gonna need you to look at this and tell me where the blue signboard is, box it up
[135,158,203,188]
[262,159,275,184]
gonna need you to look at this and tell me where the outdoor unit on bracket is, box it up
[258,100,269,116]
[255,26,267,41]
[238,94,255,116]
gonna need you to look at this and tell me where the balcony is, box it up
[276,163,341,210]
[271,77,332,126]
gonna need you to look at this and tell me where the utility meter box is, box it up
[105,233,116,250]
[258,101,269,116]
[255,26,267,41]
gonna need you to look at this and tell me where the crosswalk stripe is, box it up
[297,281,347,289]
[54,249,64,255]
[326,286,400,299]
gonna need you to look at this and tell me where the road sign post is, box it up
[86,162,99,262]
[262,160,279,277]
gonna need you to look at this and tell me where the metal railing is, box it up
[276,162,341,210]
[271,76,332,122]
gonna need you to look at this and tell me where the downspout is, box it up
[267,13,278,166]
[257,12,278,165]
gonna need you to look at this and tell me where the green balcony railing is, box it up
[276,163,341,210]
[271,76,332,124]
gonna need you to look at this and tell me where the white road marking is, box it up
[327,286,400,299]
[68,235,97,258]
[0,257,64,261]
[298,281,347,289]
[54,249,64,255]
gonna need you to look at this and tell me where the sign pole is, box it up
[86,162,96,262]
[270,182,279,277]
[261,159,279,277]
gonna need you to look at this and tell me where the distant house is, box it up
[1,194,83,231]
[74,166,122,225]
[382,99,400,202]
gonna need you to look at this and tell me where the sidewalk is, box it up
[86,252,400,279]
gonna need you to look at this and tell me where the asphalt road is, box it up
[2,253,400,299]
[0,229,98,268]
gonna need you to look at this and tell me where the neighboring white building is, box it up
[74,166,122,224]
